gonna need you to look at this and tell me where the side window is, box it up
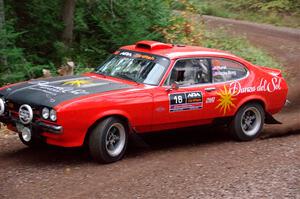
[166,58,211,86]
[212,58,247,83]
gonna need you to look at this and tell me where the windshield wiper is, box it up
[115,72,138,83]
[93,70,107,77]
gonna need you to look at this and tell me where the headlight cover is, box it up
[0,98,4,115]
[49,109,57,121]
[42,107,50,119]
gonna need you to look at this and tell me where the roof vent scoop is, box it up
[135,40,173,50]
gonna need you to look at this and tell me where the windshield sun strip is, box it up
[95,52,170,86]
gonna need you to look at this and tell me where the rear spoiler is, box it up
[256,65,282,77]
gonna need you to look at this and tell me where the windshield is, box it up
[95,51,170,85]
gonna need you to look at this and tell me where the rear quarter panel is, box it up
[232,65,287,115]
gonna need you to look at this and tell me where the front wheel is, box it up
[89,117,128,163]
[230,103,265,141]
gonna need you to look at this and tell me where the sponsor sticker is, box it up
[119,51,132,57]
[216,85,236,115]
[169,92,203,112]
[206,97,215,104]
[62,79,92,87]
[229,77,282,96]
[133,54,155,61]
[118,51,156,61]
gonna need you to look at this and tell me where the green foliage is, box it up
[72,0,172,65]
[1,0,173,85]
[6,0,64,64]
[168,0,187,10]
[202,30,282,70]
[186,0,300,28]
[163,11,282,71]
[0,0,285,86]
[225,0,300,13]
[0,19,51,85]
[0,1,62,85]
[0,21,24,72]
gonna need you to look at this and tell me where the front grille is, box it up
[6,100,20,112]
[5,100,40,121]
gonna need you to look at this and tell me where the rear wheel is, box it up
[230,103,265,141]
[89,117,128,163]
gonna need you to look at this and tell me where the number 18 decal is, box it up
[169,92,203,112]
[170,93,186,105]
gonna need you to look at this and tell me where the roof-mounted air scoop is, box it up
[135,40,173,50]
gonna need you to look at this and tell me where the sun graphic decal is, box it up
[216,85,236,115]
[63,79,92,87]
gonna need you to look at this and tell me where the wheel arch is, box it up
[238,97,282,124]
[83,111,132,146]
[216,97,267,126]
[235,96,267,115]
[229,96,267,141]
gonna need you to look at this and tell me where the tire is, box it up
[89,117,128,164]
[229,103,265,141]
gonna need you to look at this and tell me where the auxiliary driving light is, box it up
[0,98,4,115]
[21,127,32,142]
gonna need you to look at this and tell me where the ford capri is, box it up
[0,40,288,163]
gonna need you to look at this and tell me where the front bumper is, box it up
[34,121,63,134]
[0,115,63,134]
[1,114,84,147]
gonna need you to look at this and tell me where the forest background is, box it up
[1,0,299,85]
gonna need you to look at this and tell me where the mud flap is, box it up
[129,131,149,148]
[265,112,282,124]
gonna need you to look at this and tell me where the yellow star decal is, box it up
[216,85,236,115]
[63,79,92,87]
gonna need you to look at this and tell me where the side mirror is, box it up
[166,82,179,92]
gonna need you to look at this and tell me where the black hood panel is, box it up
[0,75,132,107]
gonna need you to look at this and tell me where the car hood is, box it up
[0,75,133,107]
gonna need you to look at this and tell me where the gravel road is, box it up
[0,16,299,199]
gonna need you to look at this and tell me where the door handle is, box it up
[205,87,216,92]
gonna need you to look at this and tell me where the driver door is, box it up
[152,58,213,131]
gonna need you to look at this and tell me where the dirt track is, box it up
[0,17,299,198]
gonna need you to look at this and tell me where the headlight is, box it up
[49,109,57,121]
[0,98,5,115]
[42,107,49,119]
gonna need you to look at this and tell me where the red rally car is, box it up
[0,40,288,163]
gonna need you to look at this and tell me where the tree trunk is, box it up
[61,0,76,45]
[0,0,7,66]
[0,0,4,30]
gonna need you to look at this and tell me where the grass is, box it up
[167,11,283,71]
[201,29,282,70]
[173,0,300,28]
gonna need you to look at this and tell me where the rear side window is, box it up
[212,58,247,83]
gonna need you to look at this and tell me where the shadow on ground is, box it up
[0,125,230,165]
[1,123,299,165]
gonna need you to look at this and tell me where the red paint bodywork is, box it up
[3,41,289,147]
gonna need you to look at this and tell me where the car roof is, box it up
[120,40,243,61]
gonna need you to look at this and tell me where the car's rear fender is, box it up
[256,65,283,77]
[234,95,267,115]
[233,95,283,124]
